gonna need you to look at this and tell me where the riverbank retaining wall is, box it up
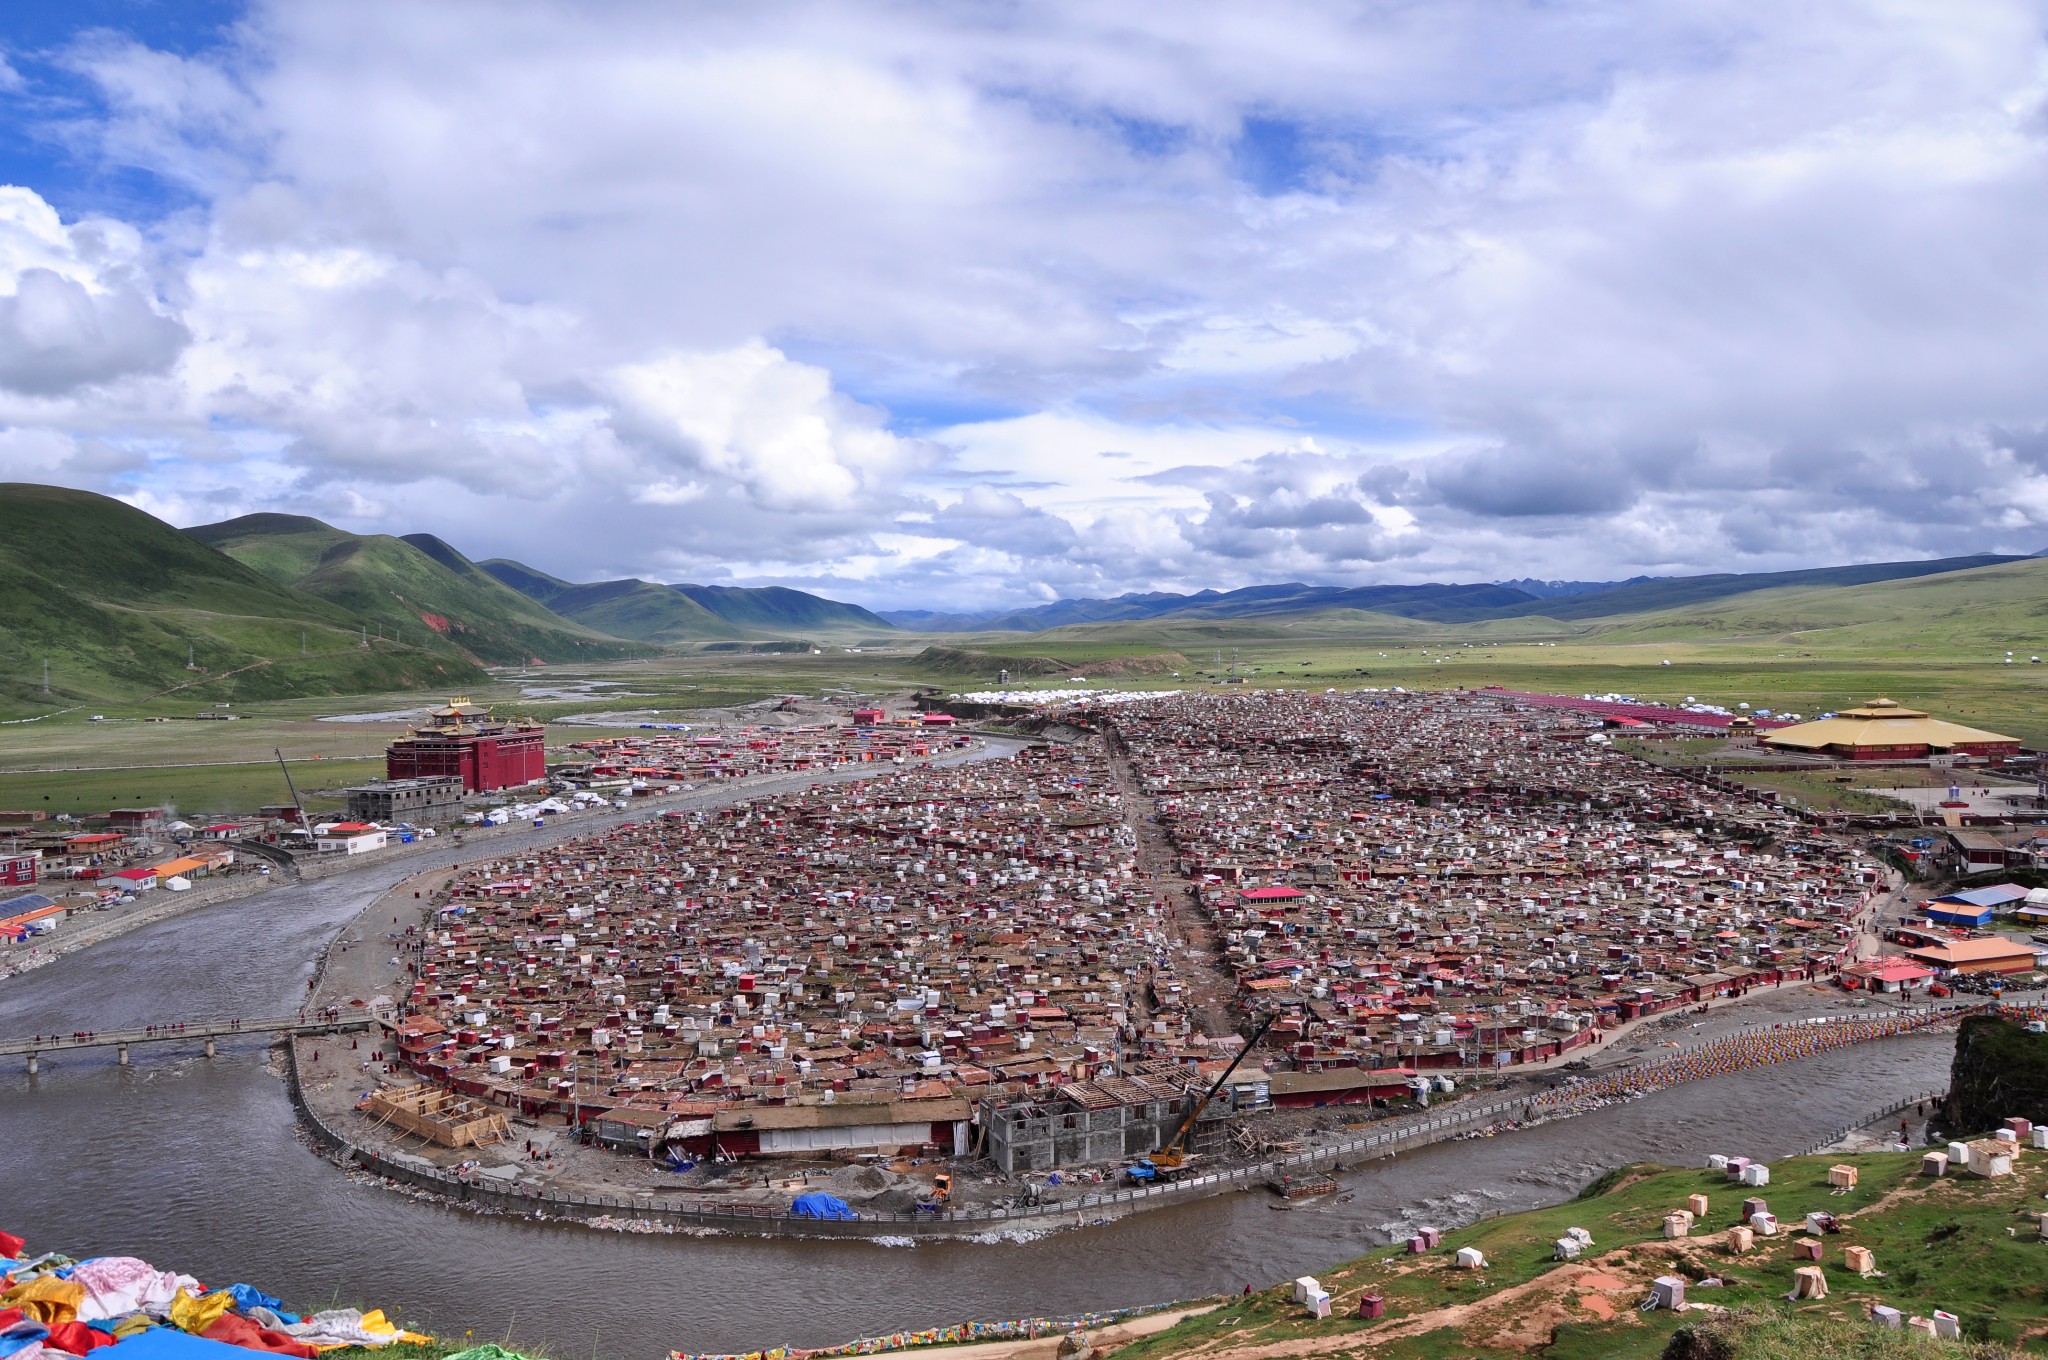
[284,1047,1533,1239]
[284,1003,1978,1240]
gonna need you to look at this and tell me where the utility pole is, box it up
[274,748,309,831]
[301,631,307,655]
[42,660,49,695]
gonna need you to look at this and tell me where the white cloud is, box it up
[5,0,2048,608]
[0,188,186,395]
[609,342,925,512]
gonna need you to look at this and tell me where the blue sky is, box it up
[0,2,239,216]
[2,1,2048,608]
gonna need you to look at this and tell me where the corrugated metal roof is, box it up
[1937,884,2030,907]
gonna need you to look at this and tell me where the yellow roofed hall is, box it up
[1761,698,2019,761]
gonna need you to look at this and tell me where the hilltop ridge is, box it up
[187,514,644,666]
[0,484,484,707]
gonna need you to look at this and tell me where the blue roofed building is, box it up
[1925,883,2029,928]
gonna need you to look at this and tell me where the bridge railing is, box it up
[0,1014,379,1057]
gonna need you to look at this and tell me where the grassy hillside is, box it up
[541,578,743,643]
[188,516,647,666]
[674,582,893,633]
[0,486,484,713]
[1517,552,2023,622]
[1109,1149,2045,1360]
[1589,557,2048,655]
[475,557,573,605]
[481,558,886,640]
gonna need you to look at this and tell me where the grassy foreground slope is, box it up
[1108,1151,2044,1360]
[187,517,646,665]
[0,485,484,712]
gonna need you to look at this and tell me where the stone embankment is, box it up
[284,1046,1538,1239]
[283,994,1978,1240]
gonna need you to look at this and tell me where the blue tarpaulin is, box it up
[72,1331,256,1360]
[789,1192,857,1220]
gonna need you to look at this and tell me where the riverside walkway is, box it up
[2,1013,381,1071]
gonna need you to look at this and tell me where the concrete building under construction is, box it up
[346,775,467,825]
[386,699,546,793]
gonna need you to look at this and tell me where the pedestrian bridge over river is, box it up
[1,1014,382,1071]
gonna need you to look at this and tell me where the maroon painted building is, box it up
[387,699,547,793]
[0,853,37,888]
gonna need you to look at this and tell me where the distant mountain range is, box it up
[183,515,889,651]
[0,478,2036,712]
[880,554,2023,631]
[0,483,902,708]
[478,560,895,642]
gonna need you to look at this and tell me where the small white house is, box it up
[315,822,388,855]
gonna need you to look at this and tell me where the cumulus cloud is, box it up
[609,343,926,512]
[0,189,186,395]
[7,0,2048,606]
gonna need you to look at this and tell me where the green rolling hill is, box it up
[186,517,647,666]
[671,583,892,633]
[0,485,484,711]
[479,559,888,640]
[1497,551,2023,621]
[469,557,573,604]
[536,578,743,644]
[1590,554,2048,653]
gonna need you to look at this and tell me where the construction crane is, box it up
[274,748,309,832]
[1148,1010,1278,1171]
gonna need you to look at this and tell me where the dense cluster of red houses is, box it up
[390,738,1203,1159]
[377,687,1889,1163]
[1097,689,1886,1086]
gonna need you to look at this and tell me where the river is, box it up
[0,814,1956,1360]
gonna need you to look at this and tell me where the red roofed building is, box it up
[316,822,388,854]
[1842,958,1936,993]
[387,698,546,793]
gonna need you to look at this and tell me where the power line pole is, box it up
[274,748,309,831]
[42,660,49,694]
